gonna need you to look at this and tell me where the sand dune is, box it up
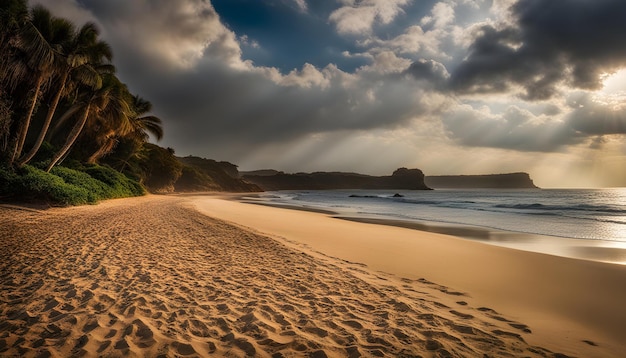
[0,195,620,357]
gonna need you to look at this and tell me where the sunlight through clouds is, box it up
[34,0,626,187]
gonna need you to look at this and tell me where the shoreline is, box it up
[238,197,626,265]
[194,195,626,357]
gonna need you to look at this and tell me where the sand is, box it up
[1,194,624,357]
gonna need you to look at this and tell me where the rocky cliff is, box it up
[242,168,431,191]
[425,173,538,189]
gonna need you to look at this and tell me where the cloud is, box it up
[355,51,413,74]
[449,0,626,100]
[404,59,450,89]
[354,1,472,64]
[421,2,455,28]
[115,52,444,162]
[239,35,260,49]
[47,0,246,70]
[329,0,411,35]
[30,0,96,25]
[361,25,441,58]
[566,93,626,135]
[279,63,333,88]
[442,104,581,152]
[292,0,308,12]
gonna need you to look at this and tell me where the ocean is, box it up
[242,188,626,265]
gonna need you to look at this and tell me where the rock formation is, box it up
[242,168,431,191]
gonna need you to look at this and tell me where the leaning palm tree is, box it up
[85,94,163,164]
[17,22,112,167]
[100,96,163,172]
[8,5,73,165]
[46,72,132,172]
[0,1,28,156]
[84,83,133,164]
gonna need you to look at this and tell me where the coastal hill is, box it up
[425,173,538,189]
[242,168,431,191]
[174,156,261,193]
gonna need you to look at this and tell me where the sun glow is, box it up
[601,68,626,95]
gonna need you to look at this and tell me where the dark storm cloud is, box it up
[140,58,431,158]
[449,0,626,100]
[404,59,449,89]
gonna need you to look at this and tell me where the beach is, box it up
[1,194,625,357]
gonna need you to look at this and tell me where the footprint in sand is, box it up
[171,341,196,356]
[97,340,111,353]
[449,310,474,319]
[492,329,526,342]
[82,317,99,333]
[132,319,156,348]
[234,338,256,356]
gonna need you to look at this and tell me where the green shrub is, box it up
[50,166,107,202]
[0,164,18,194]
[83,164,145,197]
[15,165,92,206]
[0,164,145,206]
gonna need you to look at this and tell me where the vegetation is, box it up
[0,163,144,205]
[0,1,163,205]
[177,156,261,192]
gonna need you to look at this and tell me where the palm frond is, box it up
[72,64,102,89]
[135,115,164,140]
[15,20,55,72]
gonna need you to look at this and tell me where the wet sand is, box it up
[1,194,624,357]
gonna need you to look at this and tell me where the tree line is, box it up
[0,0,163,174]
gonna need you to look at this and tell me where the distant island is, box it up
[242,168,431,191]
[241,169,538,191]
[425,173,538,189]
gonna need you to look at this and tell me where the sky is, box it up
[32,0,626,187]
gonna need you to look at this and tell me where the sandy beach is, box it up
[1,194,625,357]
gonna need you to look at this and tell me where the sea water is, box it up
[243,189,626,264]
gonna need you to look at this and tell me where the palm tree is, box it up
[85,95,163,164]
[8,5,73,165]
[17,22,112,166]
[46,72,131,172]
[1,1,28,157]
[127,95,164,141]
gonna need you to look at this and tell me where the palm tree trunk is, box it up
[86,145,107,164]
[86,134,115,164]
[46,102,90,172]
[11,74,43,165]
[18,71,69,167]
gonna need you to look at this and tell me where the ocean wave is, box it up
[494,203,626,214]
